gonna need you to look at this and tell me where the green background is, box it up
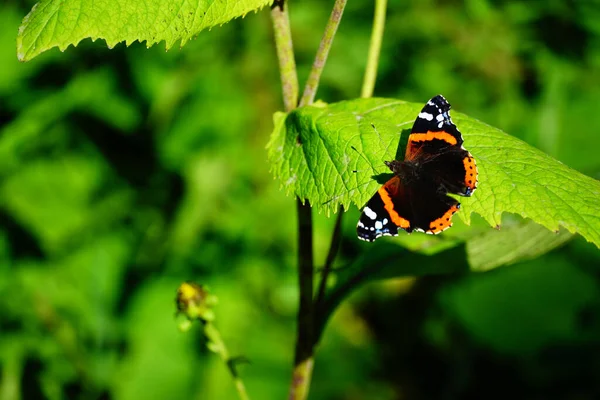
[2,0,600,399]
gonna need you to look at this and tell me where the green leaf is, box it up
[268,98,600,248]
[466,220,573,272]
[17,0,271,61]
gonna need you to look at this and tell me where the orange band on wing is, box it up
[409,131,457,145]
[462,155,478,190]
[428,204,460,234]
[377,187,410,229]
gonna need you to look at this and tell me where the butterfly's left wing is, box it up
[357,175,461,241]
[406,94,478,196]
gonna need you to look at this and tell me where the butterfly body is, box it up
[357,95,478,241]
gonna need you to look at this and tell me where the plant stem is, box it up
[314,208,344,308]
[272,1,352,399]
[299,0,348,107]
[289,2,348,398]
[204,322,250,400]
[314,0,387,329]
[290,2,351,399]
[290,199,314,366]
[361,0,387,98]
[270,2,317,399]
[288,358,314,400]
[271,0,299,112]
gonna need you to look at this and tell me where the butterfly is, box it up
[357,95,478,241]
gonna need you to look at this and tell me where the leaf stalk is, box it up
[299,0,348,107]
[271,0,299,112]
[314,0,388,344]
[361,0,387,98]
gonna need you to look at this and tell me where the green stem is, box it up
[271,0,299,112]
[270,2,317,399]
[289,2,349,398]
[204,322,250,400]
[291,1,350,398]
[361,0,387,98]
[313,0,388,338]
[299,0,348,107]
[271,1,352,399]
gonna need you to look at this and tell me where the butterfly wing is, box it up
[357,175,461,241]
[405,95,463,160]
[421,149,478,196]
[357,95,477,242]
[406,94,478,196]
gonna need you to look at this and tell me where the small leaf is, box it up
[17,0,272,61]
[268,98,600,248]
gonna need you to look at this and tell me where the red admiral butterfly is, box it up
[357,95,478,241]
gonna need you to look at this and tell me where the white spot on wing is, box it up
[375,221,383,230]
[418,112,434,121]
[364,206,377,220]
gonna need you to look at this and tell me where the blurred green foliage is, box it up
[1,0,600,399]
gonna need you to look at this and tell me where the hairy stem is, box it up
[290,2,348,398]
[272,1,353,399]
[313,0,388,341]
[361,0,387,98]
[271,0,299,112]
[299,0,348,107]
[293,0,350,397]
[270,2,317,399]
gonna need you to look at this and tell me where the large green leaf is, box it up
[268,98,600,248]
[17,0,271,61]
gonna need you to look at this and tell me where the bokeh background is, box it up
[2,0,600,399]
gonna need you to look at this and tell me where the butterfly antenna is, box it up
[350,145,378,175]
